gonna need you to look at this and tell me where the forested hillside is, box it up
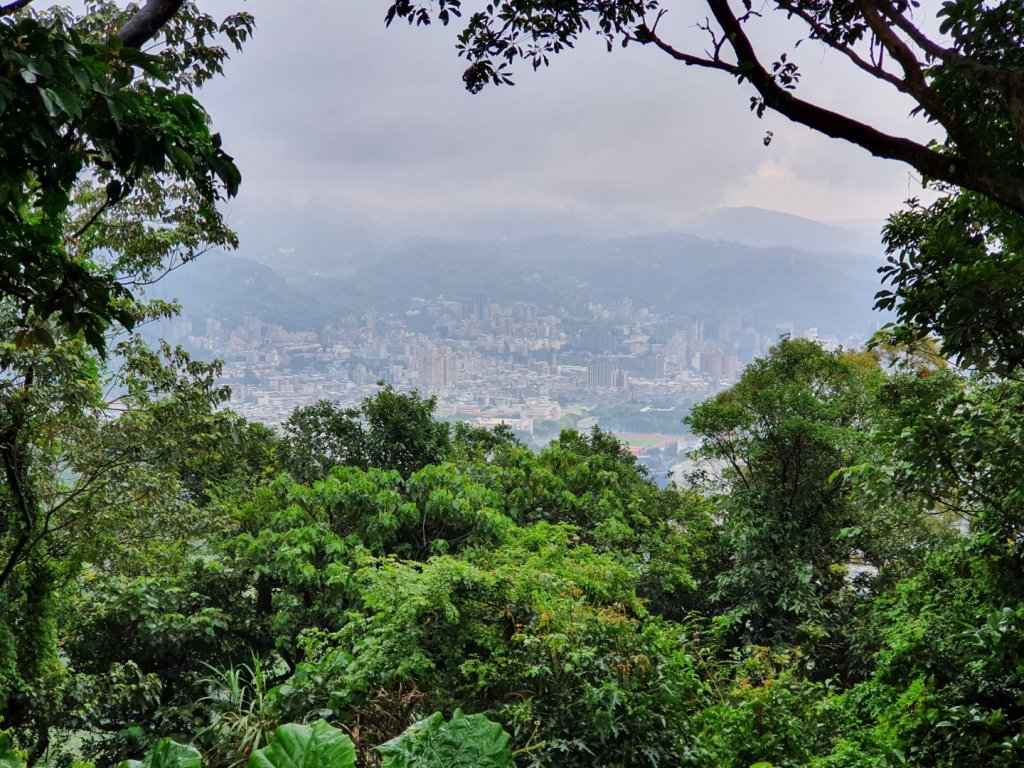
[5,343,1024,768]
[160,234,884,335]
[3,1,1024,767]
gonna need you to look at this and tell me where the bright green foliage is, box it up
[376,709,513,768]
[293,522,703,766]
[0,9,241,350]
[26,347,1024,767]
[121,739,202,768]
[477,427,713,616]
[689,648,830,768]
[48,400,713,764]
[247,721,354,768]
[0,733,23,768]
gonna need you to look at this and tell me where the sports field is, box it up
[614,433,680,450]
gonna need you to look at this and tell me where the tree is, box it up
[686,339,884,645]
[877,188,1024,373]
[0,1,252,755]
[0,0,248,348]
[386,1,1024,216]
[280,385,451,483]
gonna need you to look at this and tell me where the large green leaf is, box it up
[248,720,355,768]
[377,709,514,768]
[0,733,24,768]
[120,738,201,768]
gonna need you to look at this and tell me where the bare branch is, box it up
[641,30,738,73]
[633,12,737,74]
[777,1,905,91]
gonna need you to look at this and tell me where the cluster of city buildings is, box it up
[165,291,868,435]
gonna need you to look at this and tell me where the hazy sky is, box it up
[189,2,935,244]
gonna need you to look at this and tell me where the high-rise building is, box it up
[418,349,458,389]
[689,316,705,349]
[205,318,223,339]
[587,358,615,388]
[639,354,666,380]
[169,316,192,344]
[700,348,724,378]
[580,326,617,354]
[668,331,689,367]
[471,291,492,323]
[718,310,743,344]
[245,316,262,342]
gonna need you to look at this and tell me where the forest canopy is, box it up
[1,1,1023,767]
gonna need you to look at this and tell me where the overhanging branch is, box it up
[117,0,186,49]
[703,0,1024,214]
[0,0,34,18]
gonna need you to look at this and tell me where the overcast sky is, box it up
[190,1,936,247]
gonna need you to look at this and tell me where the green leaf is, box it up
[118,739,201,768]
[13,326,56,349]
[377,709,514,768]
[0,733,25,768]
[248,721,355,768]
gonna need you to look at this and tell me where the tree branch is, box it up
[0,424,34,592]
[0,0,34,18]
[703,0,1024,214]
[875,0,1021,91]
[638,28,738,74]
[116,0,186,49]
[777,1,905,92]
[855,0,978,156]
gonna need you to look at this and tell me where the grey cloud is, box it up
[193,1,923,242]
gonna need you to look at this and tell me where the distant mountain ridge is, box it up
[156,219,890,337]
[678,207,883,255]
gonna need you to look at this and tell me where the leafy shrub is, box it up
[376,709,513,768]
[248,721,355,768]
[120,739,201,768]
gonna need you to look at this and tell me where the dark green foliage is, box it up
[0,2,251,757]
[122,739,202,768]
[279,401,368,484]
[279,385,451,483]
[878,192,1024,373]
[686,339,884,645]
[0,9,243,350]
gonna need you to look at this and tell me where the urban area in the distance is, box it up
[162,214,884,485]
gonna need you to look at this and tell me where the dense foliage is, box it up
[4,339,1022,767]
[3,2,1024,768]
